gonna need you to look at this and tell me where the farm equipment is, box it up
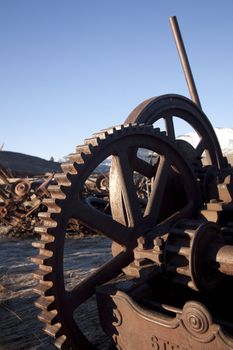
[32,17,233,349]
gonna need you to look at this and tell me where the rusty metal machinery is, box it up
[125,94,226,170]
[32,15,233,350]
[32,113,233,349]
[125,93,233,218]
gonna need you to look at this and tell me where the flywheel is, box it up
[32,124,201,349]
[125,94,225,171]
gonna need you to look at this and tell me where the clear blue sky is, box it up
[1,0,232,160]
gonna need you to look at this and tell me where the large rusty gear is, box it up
[125,94,226,171]
[32,124,201,349]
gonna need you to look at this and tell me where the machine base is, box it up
[96,277,233,350]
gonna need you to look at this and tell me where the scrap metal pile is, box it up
[0,167,110,236]
[32,17,233,350]
[0,169,55,235]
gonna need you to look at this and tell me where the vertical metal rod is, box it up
[169,16,202,109]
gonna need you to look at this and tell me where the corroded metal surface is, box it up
[32,124,205,349]
[98,287,233,350]
[32,98,233,349]
[125,94,225,171]
[0,171,55,234]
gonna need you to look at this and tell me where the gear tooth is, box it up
[137,123,144,129]
[61,162,77,175]
[32,233,55,248]
[33,282,54,297]
[69,152,92,166]
[55,335,69,349]
[128,122,135,127]
[39,248,53,257]
[68,152,83,163]
[38,310,59,325]
[59,185,71,197]
[176,265,190,277]
[43,198,61,213]
[75,144,92,154]
[34,225,57,236]
[37,215,58,229]
[166,264,190,277]
[172,227,194,238]
[100,126,116,134]
[38,212,57,221]
[115,124,123,130]
[146,124,154,130]
[145,123,151,129]
[33,269,53,281]
[166,244,190,258]
[39,264,53,273]
[32,240,49,249]
[44,323,63,338]
[80,152,92,162]
[34,225,49,234]
[124,124,131,132]
[123,123,131,129]
[137,123,146,129]
[31,254,53,265]
[38,212,51,220]
[84,137,99,147]
[35,296,55,311]
[188,280,197,290]
[102,124,121,133]
[54,173,71,186]
[92,130,108,139]
[65,171,78,183]
[184,229,195,238]
[172,274,191,286]
[53,197,66,208]
[120,124,129,132]
[73,162,84,172]
[159,130,167,137]
[38,219,57,230]
[48,185,66,199]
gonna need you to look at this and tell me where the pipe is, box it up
[169,16,202,109]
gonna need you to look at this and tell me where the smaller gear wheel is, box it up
[165,220,225,291]
[12,179,31,198]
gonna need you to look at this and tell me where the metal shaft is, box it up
[169,16,202,109]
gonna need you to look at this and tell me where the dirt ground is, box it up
[0,236,112,350]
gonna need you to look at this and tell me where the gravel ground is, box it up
[0,235,112,350]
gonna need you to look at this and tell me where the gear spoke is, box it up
[144,156,171,223]
[164,115,175,140]
[110,149,142,227]
[195,139,206,157]
[72,201,134,247]
[132,156,156,178]
[67,250,133,311]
